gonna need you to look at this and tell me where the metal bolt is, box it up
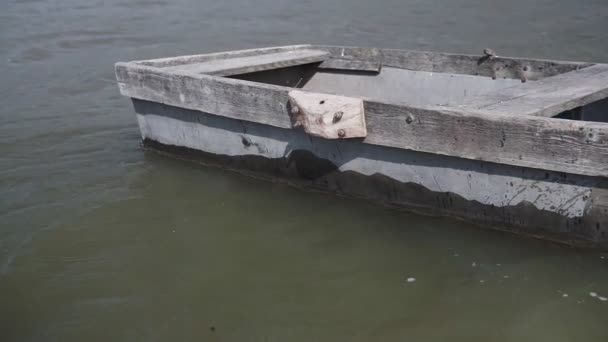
[332,111,344,123]
[483,48,497,57]
[405,114,414,124]
[338,129,346,138]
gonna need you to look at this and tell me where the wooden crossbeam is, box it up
[463,64,608,117]
[162,49,329,76]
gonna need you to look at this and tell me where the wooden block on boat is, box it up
[288,90,367,139]
[163,49,329,76]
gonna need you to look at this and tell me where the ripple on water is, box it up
[11,47,53,63]
[57,36,159,49]
[116,0,169,8]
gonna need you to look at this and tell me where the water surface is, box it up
[2,0,608,340]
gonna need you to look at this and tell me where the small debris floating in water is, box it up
[503,275,510,279]
[406,277,416,283]
[479,280,485,284]
[589,292,608,302]
[562,293,569,298]
[472,262,477,267]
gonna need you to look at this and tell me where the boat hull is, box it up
[132,99,608,248]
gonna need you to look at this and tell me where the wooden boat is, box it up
[115,45,608,248]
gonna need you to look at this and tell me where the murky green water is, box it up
[2,0,608,340]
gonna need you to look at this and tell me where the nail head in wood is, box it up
[333,111,344,123]
[291,105,299,115]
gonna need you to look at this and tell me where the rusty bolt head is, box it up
[405,114,414,124]
[332,111,344,123]
[338,129,346,138]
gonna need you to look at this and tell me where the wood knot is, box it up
[338,129,346,138]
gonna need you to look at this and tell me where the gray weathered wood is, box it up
[311,45,593,81]
[115,62,292,128]
[115,62,608,177]
[318,58,382,72]
[364,102,608,177]
[135,44,591,80]
[135,45,311,68]
[288,90,367,139]
[162,49,328,76]
[462,64,608,117]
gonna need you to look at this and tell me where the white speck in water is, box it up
[601,256,605,260]
[503,275,509,279]
[479,280,485,284]
[496,263,502,266]
[454,253,459,257]
[472,262,477,267]
[562,293,568,298]
[599,297,607,302]
[406,277,416,283]
[590,292,598,297]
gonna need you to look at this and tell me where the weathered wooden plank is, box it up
[115,63,293,128]
[318,58,382,72]
[463,64,608,117]
[311,45,592,81]
[288,90,367,139]
[136,44,591,80]
[162,49,328,76]
[115,62,608,177]
[363,102,608,177]
[136,45,312,68]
